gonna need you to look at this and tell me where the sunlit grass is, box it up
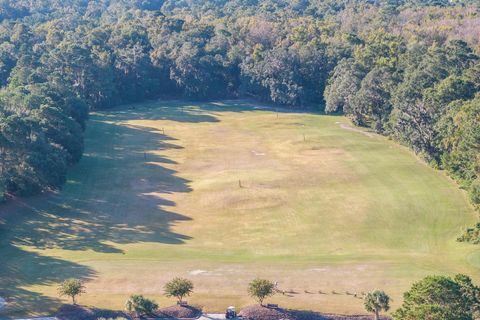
[0,100,478,317]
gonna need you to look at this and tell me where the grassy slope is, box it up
[0,100,479,318]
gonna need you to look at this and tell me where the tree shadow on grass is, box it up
[104,98,323,124]
[0,99,308,318]
[0,107,218,317]
[0,244,95,319]
[100,99,221,123]
[1,120,193,253]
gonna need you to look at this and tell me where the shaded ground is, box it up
[56,304,128,320]
[156,305,202,318]
[0,100,478,318]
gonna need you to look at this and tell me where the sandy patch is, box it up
[189,269,209,275]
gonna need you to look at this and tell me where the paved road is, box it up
[198,314,227,320]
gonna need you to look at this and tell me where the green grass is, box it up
[0,100,479,318]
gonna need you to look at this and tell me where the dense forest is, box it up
[0,0,479,239]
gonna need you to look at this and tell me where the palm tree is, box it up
[364,290,390,320]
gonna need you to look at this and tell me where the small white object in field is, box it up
[189,269,208,275]
[251,150,266,156]
[0,297,6,310]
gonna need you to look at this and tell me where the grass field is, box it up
[1,100,479,318]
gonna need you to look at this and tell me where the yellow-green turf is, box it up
[1,100,479,318]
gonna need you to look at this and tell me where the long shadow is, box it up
[196,99,326,115]
[104,98,325,123]
[0,103,221,318]
[0,244,95,319]
[0,99,322,318]
[1,121,193,253]
[100,99,222,123]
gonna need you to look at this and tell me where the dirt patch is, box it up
[336,122,375,138]
[240,305,295,320]
[157,305,202,319]
[189,269,209,276]
[56,304,128,320]
[239,305,390,320]
[291,310,390,320]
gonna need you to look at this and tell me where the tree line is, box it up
[0,0,478,237]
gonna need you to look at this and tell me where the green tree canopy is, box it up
[247,278,275,305]
[393,275,480,320]
[164,278,194,303]
[364,290,390,320]
[58,279,85,305]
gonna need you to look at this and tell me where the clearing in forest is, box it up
[0,100,478,318]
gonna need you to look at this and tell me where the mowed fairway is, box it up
[1,100,479,318]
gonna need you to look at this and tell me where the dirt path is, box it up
[335,122,375,138]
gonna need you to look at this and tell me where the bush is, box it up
[458,223,480,244]
[470,179,480,206]
[125,294,158,316]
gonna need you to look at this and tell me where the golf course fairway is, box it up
[1,100,478,318]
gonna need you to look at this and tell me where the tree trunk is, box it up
[374,309,379,320]
[72,295,76,305]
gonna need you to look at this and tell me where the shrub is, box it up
[125,294,158,316]
[458,223,480,244]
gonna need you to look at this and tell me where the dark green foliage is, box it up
[0,113,68,196]
[393,275,480,320]
[364,290,390,320]
[125,294,158,316]
[0,82,86,197]
[436,96,480,197]
[324,59,364,113]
